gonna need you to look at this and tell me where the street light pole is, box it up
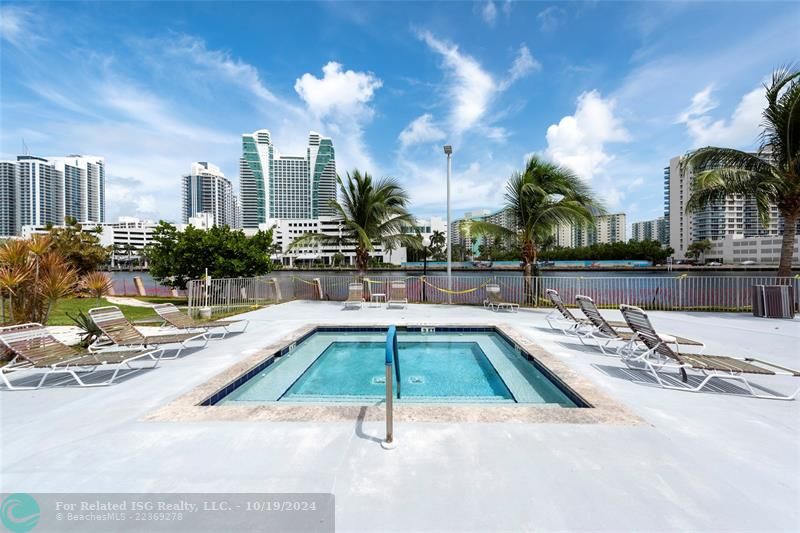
[421,235,430,303]
[444,145,453,304]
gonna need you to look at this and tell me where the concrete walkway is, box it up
[106,295,157,308]
[2,301,798,531]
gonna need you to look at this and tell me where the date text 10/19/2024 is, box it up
[54,499,319,513]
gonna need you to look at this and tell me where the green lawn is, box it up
[47,298,159,326]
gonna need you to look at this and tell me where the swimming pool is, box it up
[206,327,585,407]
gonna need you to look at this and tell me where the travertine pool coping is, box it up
[146,324,642,425]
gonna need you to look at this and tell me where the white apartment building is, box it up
[258,217,401,266]
[98,217,158,267]
[0,161,17,237]
[631,216,669,244]
[181,162,238,228]
[595,213,626,244]
[403,216,448,242]
[553,213,627,248]
[667,155,793,260]
[705,235,800,265]
[0,155,105,236]
[239,130,336,228]
[48,155,105,224]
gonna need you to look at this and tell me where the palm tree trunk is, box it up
[356,247,370,275]
[521,239,535,305]
[777,211,798,278]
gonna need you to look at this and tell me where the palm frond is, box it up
[470,220,516,239]
[685,146,784,227]
[288,232,342,249]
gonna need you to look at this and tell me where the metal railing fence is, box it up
[187,274,800,315]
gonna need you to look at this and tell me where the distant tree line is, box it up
[539,240,674,263]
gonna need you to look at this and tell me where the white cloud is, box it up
[134,195,157,214]
[293,62,383,173]
[418,31,495,135]
[399,114,446,148]
[0,5,40,48]
[481,1,497,26]
[629,177,644,188]
[537,6,566,32]
[677,86,763,148]
[97,80,232,144]
[400,158,509,213]
[294,62,382,120]
[162,36,284,107]
[418,31,536,138]
[603,187,625,210]
[676,85,717,123]
[544,90,629,180]
[485,126,508,141]
[499,45,540,89]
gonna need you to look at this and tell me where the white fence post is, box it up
[272,278,282,302]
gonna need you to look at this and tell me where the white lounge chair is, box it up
[484,284,519,312]
[88,306,208,358]
[545,288,626,335]
[0,323,162,390]
[575,295,704,355]
[619,304,800,400]
[344,283,364,309]
[387,280,408,309]
[153,303,249,339]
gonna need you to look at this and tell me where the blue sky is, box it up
[1,1,797,227]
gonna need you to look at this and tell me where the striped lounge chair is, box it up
[88,306,208,358]
[0,323,162,390]
[619,304,800,400]
[575,295,704,355]
[545,289,626,335]
[153,303,249,339]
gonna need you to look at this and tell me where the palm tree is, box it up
[686,239,713,263]
[429,229,446,260]
[290,170,419,273]
[471,155,604,277]
[685,66,800,277]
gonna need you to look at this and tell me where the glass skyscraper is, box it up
[181,162,238,228]
[239,129,336,228]
[0,154,105,236]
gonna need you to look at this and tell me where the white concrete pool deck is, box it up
[2,301,799,531]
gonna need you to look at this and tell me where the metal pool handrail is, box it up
[383,325,398,450]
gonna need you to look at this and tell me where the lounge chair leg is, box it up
[599,339,613,356]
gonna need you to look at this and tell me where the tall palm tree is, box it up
[686,66,800,277]
[290,170,419,273]
[471,155,604,277]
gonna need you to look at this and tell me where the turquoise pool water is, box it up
[285,341,512,401]
[216,329,579,406]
